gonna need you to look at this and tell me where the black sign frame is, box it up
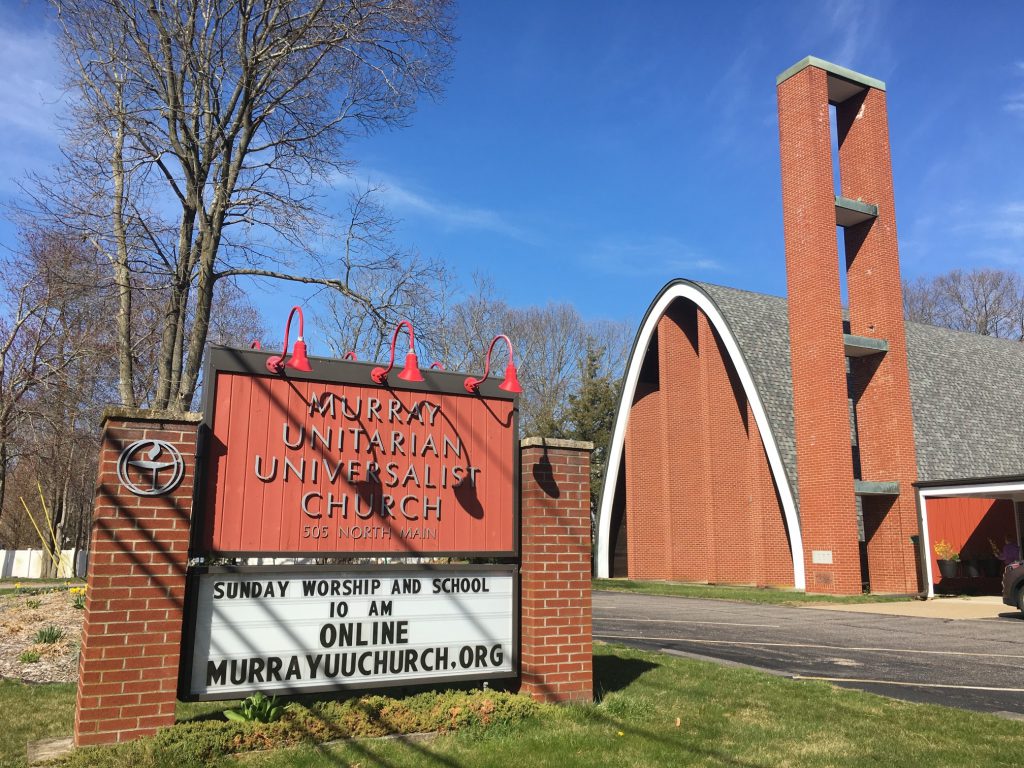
[178,562,520,701]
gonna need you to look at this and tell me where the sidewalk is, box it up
[808,595,1019,621]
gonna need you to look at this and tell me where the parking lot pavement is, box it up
[593,591,1024,717]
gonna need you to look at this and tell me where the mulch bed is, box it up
[0,587,84,684]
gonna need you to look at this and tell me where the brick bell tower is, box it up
[777,57,920,595]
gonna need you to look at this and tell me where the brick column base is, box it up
[517,437,593,703]
[75,409,201,746]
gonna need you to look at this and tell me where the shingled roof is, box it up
[692,280,1024,496]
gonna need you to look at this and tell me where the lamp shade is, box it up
[398,351,425,382]
[286,339,312,372]
[499,360,522,393]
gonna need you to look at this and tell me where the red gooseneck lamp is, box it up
[371,320,424,384]
[464,334,522,394]
[342,351,358,361]
[266,306,313,374]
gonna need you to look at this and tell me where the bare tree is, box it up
[505,304,594,435]
[904,268,1024,339]
[416,275,632,436]
[0,228,266,555]
[0,228,109,549]
[207,281,268,349]
[429,273,507,372]
[32,0,454,412]
[315,185,450,361]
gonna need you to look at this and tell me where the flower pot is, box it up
[937,559,959,579]
[963,560,980,578]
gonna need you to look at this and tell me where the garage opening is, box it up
[917,478,1024,597]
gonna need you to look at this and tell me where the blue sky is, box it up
[1,1,1022,334]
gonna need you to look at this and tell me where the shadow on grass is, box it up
[593,654,659,701]
[171,658,667,766]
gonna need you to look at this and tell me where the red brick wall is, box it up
[778,65,866,594]
[518,437,593,703]
[625,382,671,580]
[662,305,709,582]
[837,88,920,593]
[750,404,797,587]
[75,410,200,746]
[700,313,755,583]
[623,303,795,588]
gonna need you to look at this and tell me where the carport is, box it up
[916,476,1024,598]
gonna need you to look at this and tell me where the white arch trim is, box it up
[595,281,806,590]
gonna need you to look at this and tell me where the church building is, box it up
[594,58,1024,595]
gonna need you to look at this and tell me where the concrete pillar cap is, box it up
[520,436,594,451]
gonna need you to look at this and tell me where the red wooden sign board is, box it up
[197,347,518,557]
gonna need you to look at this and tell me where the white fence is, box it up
[0,549,88,579]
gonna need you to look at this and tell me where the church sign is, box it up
[195,346,519,558]
[179,342,520,700]
[183,565,516,699]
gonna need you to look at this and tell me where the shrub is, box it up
[224,692,284,724]
[294,689,542,738]
[48,689,544,767]
[34,626,64,644]
[19,650,41,663]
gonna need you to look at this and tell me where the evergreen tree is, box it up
[561,342,622,522]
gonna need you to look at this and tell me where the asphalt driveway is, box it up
[593,590,1024,718]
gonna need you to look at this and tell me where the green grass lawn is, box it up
[0,682,235,768]
[0,682,75,768]
[593,578,913,605]
[4,644,1022,768]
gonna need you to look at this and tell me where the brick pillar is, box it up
[777,63,862,594]
[518,437,593,703]
[75,409,201,746]
[837,88,920,593]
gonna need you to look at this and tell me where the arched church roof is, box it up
[595,278,1024,583]
[692,280,1024,486]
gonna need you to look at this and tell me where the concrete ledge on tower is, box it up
[844,333,888,357]
[777,56,886,102]
[854,480,901,496]
[835,196,878,227]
